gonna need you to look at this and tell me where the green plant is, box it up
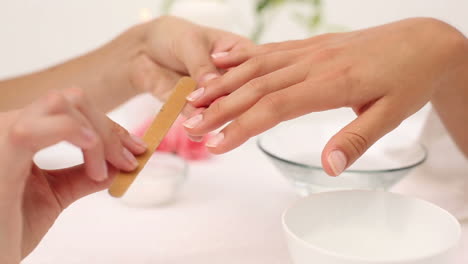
[253,0,324,42]
[161,0,338,43]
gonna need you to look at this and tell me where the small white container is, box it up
[283,190,461,264]
[121,152,187,207]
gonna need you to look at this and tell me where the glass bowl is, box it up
[258,112,427,196]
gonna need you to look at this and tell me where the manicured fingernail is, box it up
[211,52,229,59]
[202,73,219,82]
[187,88,205,102]
[123,148,139,169]
[96,161,108,181]
[206,132,224,148]
[130,134,147,150]
[183,114,203,129]
[188,135,203,142]
[81,127,97,147]
[328,150,347,176]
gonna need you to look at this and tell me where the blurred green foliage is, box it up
[162,0,337,43]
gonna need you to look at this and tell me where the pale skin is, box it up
[0,16,252,263]
[184,18,468,176]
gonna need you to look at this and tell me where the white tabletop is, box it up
[21,95,468,264]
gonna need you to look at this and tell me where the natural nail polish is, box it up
[187,88,205,102]
[183,114,203,129]
[94,161,108,182]
[206,132,224,148]
[202,73,219,82]
[123,148,139,169]
[211,52,229,59]
[328,150,347,176]
[81,127,97,147]
[130,134,147,150]
[188,135,203,142]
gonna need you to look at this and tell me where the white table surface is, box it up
[21,95,468,264]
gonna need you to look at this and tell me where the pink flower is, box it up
[133,117,211,161]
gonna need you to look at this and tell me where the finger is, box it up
[112,122,148,155]
[45,164,117,210]
[321,100,403,176]
[182,107,206,141]
[130,55,182,101]
[184,64,308,136]
[204,79,348,154]
[175,32,221,86]
[63,88,143,173]
[8,114,98,154]
[213,34,337,69]
[189,49,304,108]
[211,48,253,69]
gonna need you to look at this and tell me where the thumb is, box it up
[177,36,221,86]
[45,164,117,209]
[321,102,403,176]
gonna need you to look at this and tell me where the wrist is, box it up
[86,23,149,110]
[421,18,468,95]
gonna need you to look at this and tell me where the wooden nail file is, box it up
[108,77,197,198]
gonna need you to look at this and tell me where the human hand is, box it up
[0,88,146,263]
[129,16,254,104]
[183,18,467,176]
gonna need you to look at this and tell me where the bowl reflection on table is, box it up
[258,112,428,196]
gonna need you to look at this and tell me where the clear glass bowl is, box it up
[258,113,428,196]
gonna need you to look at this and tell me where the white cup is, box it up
[283,190,460,264]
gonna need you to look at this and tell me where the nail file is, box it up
[108,77,197,198]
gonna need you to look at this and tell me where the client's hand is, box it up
[184,18,468,176]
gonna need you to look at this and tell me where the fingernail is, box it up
[187,88,205,102]
[96,161,108,181]
[183,114,203,129]
[130,134,147,150]
[328,150,347,176]
[206,132,224,148]
[123,148,139,169]
[211,52,229,59]
[202,73,219,83]
[188,135,203,142]
[81,127,97,147]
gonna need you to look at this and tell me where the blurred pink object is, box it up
[134,117,211,161]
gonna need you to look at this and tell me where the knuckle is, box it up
[246,55,266,75]
[44,91,68,114]
[68,87,86,105]
[111,121,130,138]
[342,131,369,157]
[8,121,31,147]
[229,118,252,139]
[258,93,284,119]
[208,100,225,117]
[245,77,268,96]
[312,46,342,62]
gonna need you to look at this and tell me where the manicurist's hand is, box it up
[0,16,254,115]
[184,18,468,176]
[129,16,254,103]
[0,88,146,263]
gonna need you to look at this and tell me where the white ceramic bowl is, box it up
[283,190,460,264]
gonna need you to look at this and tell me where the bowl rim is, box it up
[282,190,461,263]
[257,136,428,174]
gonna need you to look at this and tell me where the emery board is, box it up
[108,77,197,197]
